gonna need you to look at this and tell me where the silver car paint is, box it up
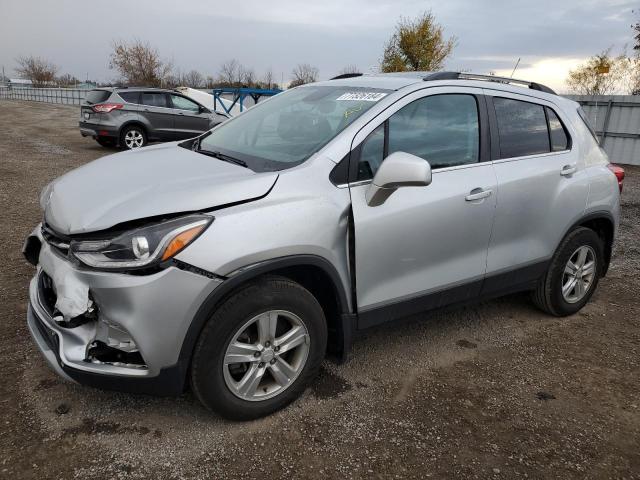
[481,89,591,275]
[29,227,221,376]
[27,74,620,381]
[42,142,278,235]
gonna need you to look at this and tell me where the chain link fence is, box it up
[0,86,88,105]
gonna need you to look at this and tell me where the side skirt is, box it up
[356,260,549,331]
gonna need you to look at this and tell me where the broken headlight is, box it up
[70,214,212,270]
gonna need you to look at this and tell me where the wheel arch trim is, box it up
[560,210,616,274]
[178,254,353,369]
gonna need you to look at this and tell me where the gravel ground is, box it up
[1,100,639,480]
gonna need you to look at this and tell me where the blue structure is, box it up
[212,87,282,115]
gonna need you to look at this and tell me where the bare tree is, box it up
[56,73,80,87]
[15,56,58,86]
[109,39,172,87]
[205,75,217,89]
[566,49,633,95]
[182,70,205,88]
[338,64,360,75]
[262,68,275,89]
[381,11,456,72]
[290,63,319,87]
[218,59,240,86]
[239,65,255,86]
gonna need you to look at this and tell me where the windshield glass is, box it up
[198,86,391,172]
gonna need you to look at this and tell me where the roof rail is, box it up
[423,71,556,95]
[330,73,363,80]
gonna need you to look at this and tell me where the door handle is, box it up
[560,164,577,176]
[465,188,493,201]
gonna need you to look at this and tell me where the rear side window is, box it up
[577,107,599,143]
[141,92,168,108]
[546,107,569,151]
[85,90,111,104]
[118,91,140,104]
[493,97,549,158]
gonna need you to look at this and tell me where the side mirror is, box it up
[365,151,432,206]
[199,105,211,114]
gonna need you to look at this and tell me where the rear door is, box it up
[169,94,210,139]
[482,91,589,291]
[140,92,174,139]
[349,87,497,328]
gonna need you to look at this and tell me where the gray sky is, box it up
[0,0,635,91]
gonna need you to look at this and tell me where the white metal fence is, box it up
[0,86,89,105]
[566,95,640,166]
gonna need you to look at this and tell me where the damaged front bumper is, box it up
[25,225,223,395]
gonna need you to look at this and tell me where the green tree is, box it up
[381,11,456,73]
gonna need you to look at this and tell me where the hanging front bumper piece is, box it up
[24,225,223,396]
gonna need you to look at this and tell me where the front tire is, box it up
[120,125,147,150]
[190,276,327,420]
[532,227,604,316]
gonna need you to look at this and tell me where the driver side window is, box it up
[357,94,480,181]
[170,94,201,112]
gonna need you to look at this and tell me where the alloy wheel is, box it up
[562,245,596,303]
[124,129,144,149]
[223,310,310,401]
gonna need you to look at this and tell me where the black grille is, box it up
[38,271,58,317]
[41,224,70,256]
[33,304,59,352]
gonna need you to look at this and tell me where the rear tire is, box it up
[120,125,147,150]
[532,227,604,316]
[190,276,327,420]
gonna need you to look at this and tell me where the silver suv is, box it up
[79,87,228,149]
[25,72,623,420]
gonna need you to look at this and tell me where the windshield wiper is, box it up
[197,148,248,168]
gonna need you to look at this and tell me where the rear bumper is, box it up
[79,122,118,138]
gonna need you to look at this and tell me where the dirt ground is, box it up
[0,100,639,480]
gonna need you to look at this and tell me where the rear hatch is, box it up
[81,89,112,124]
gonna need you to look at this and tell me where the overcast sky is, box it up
[0,0,635,91]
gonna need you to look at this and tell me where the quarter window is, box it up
[141,92,168,108]
[118,91,140,104]
[357,94,480,180]
[493,97,550,158]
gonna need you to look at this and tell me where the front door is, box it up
[169,94,210,139]
[349,89,497,328]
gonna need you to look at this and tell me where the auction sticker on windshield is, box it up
[336,92,388,102]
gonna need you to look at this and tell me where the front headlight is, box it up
[70,214,212,270]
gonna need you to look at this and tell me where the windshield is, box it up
[198,86,391,172]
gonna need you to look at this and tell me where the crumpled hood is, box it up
[42,142,278,235]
